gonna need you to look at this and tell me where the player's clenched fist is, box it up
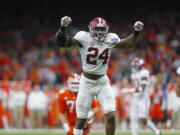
[134,21,144,32]
[61,16,72,27]
[177,67,180,75]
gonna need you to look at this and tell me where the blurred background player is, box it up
[55,16,143,135]
[130,58,161,135]
[176,67,180,97]
[8,84,27,128]
[167,66,180,129]
[27,84,48,128]
[58,73,99,135]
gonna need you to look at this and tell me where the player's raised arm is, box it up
[115,21,144,49]
[55,16,82,48]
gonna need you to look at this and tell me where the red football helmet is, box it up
[67,73,80,92]
[88,17,109,42]
[131,57,144,71]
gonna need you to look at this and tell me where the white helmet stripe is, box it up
[98,18,101,23]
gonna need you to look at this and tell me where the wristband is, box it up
[87,111,94,118]
[133,31,140,37]
[60,26,67,33]
[177,67,180,75]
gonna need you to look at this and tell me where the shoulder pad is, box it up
[74,31,88,40]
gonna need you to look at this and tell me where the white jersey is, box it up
[130,69,151,118]
[131,69,150,96]
[131,70,140,89]
[74,31,120,75]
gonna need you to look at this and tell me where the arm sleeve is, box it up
[55,28,72,48]
[55,28,83,48]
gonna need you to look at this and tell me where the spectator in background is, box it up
[8,84,27,128]
[176,67,180,97]
[167,83,180,129]
[0,88,9,129]
[8,85,16,128]
[27,84,48,128]
[149,83,163,126]
[8,85,17,128]
[45,85,59,128]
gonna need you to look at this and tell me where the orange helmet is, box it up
[67,73,80,92]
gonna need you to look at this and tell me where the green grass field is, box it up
[0,132,179,135]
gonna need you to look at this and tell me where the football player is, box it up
[58,73,99,135]
[130,58,161,135]
[176,67,180,97]
[55,16,143,135]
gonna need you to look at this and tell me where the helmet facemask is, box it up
[68,81,79,92]
[89,26,109,42]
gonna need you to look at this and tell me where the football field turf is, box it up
[0,132,180,135]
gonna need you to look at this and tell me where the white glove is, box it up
[177,67,180,75]
[61,16,72,27]
[134,21,144,32]
[87,111,94,119]
[63,123,70,133]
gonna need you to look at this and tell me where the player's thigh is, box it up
[76,80,93,118]
[97,82,115,114]
[130,102,139,119]
[130,113,139,127]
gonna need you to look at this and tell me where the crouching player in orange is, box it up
[58,73,100,135]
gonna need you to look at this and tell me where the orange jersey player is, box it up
[58,73,99,135]
[0,89,9,129]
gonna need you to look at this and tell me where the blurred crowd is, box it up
[0,7,180,130]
